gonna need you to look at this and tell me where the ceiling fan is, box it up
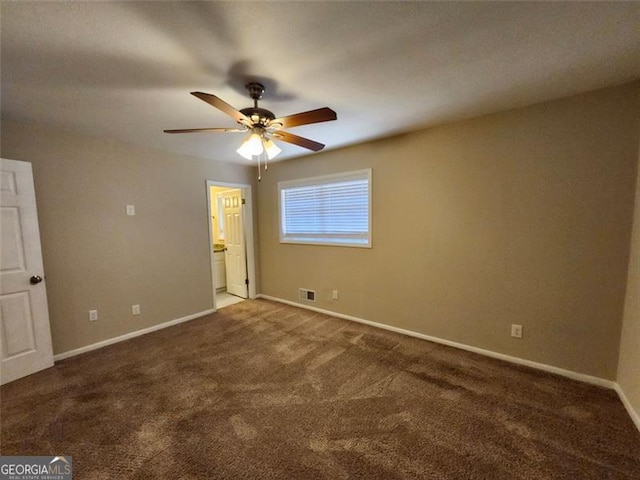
[164,82,337,178]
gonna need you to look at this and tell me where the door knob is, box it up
[30,275,43,285]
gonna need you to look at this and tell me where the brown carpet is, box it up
[1,299,639,479]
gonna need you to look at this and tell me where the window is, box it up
[279,169,371,247]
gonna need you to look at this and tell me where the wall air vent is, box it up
[299,288,316,302]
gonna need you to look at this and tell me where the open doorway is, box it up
[206,181,256,310]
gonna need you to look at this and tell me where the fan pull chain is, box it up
[257,154,262,182]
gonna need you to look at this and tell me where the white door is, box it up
[221,190,247,298]
[0,159,54,385]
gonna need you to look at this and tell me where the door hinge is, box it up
[245,278,249,285]
[241,198,246,205]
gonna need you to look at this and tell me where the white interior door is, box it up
[0,158,54,385]
[222,190,247,298]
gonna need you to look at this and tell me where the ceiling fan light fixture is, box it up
[236,130,264,159]
[264,137,282,160]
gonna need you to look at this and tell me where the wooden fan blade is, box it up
[190,92,251,125]
[271,107,336,129]
[273,131,325,152]
[164,127,246,134]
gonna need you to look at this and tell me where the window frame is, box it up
[278,169,372,248]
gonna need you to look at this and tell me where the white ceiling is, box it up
[2,1,639,164]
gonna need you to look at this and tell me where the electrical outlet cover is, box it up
[511,324,523,339]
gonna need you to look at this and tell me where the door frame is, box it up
[206,180,256,309]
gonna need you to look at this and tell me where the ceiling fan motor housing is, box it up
[242,83,275,126]
[239,107,275,127]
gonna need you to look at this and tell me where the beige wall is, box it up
[618,139,640,422]
[258,82,640,380]
[1,120,257,355]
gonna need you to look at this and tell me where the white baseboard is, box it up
[53,308,216,361]
[257,294,615,389]
[614,383,640,432]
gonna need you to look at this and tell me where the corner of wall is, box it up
[615,131,640,432]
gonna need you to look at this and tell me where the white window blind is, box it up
[279,169,371,247]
